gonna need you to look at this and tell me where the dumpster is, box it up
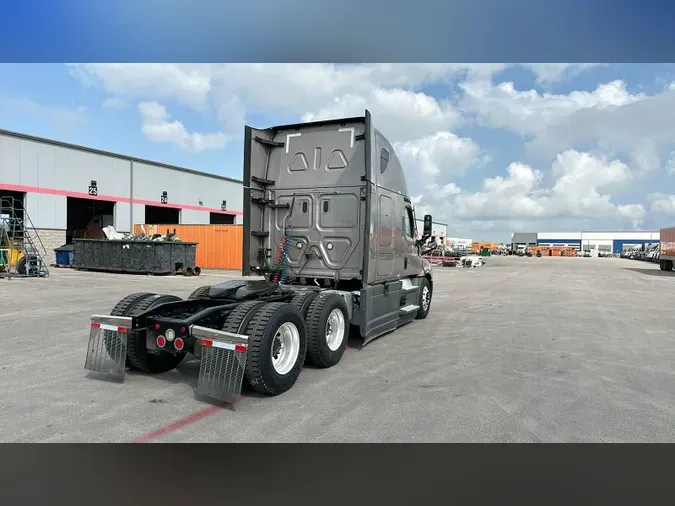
[54,244,74,267]
[72,239,199,275]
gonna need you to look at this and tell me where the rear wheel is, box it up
[126,294,187,373]
[416,277,432,320]
[243,302,307,395]
[104,292,155,368]
[290,290,320,317]
[305,293,349,368]
[222,300,267,334]
[188,285,211,299]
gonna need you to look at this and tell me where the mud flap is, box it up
[84,315,132,380]
[193,325,249,403]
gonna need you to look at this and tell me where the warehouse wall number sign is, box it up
[88,180,98,196]
[161,191,168,204]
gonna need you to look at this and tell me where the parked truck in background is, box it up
[659,227,675,271]
[84,110,435,401]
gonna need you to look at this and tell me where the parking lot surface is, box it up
[1,256,674,443]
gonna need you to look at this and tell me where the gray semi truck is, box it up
[84,110,435,401]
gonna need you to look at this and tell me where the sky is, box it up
[1,63,675,241]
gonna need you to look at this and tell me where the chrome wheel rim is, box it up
[326,308,346,351]
[271,322,300,375]
[422,286,430,311]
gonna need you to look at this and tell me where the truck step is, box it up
[251,198,290,210]
[251,231,269,237]
[399,304,420,315]
[251,176,275,186]
[400,279,419,294]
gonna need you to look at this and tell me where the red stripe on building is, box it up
[0,183,242,215]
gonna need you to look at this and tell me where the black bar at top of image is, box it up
[0,444,672,504]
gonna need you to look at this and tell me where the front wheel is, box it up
[416,277,432,320]
[244,302,307,396]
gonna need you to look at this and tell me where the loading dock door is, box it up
[66,196,115,244]
[210,212,235,225]
[145,205,180,225]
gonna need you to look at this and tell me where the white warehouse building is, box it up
[512,231,660,254]
[0,129,243,264]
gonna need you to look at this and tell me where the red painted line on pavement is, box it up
[132,397,245,443]
[132,271,523,443]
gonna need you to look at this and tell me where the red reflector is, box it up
[154,323,160,330]
[181,327,186,333]
[91,322,101,329]
[201,339,213,347]
[174,338,184,351]
[156,336,166,348]
[118,327,127,334]
[234,344,247,353]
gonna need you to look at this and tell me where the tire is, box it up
[126,294,187,373]
[660,260,666,271]
[667,260,674,271]
[16,256,27,275]
[188,285,211,299]
[243,302,307,395]
[305,293,349,368]
[222,300,267,334]
[103,292,155,368]
[416,277,432,320]
[290,290,320,317]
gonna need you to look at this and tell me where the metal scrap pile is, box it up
[457,255,486,268]
[101,225,183,242]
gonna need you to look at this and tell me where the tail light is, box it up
[156,336,166,348]
[174,337,185,351]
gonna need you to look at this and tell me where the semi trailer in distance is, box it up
[659,226,675,271]
[84,110,435,402]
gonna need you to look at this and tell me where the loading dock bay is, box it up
[1,255,674,442]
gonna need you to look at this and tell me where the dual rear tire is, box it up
[105,292,187,374]
[106,288,352,396]
[218,292,350,396]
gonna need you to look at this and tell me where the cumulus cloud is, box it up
[302,89,460,142]
[460,79,645,138]
[138,101,230,152]
[438,151,645,231]
[65,62,672,237]
[650,193,675,215]
[394,131,488,178]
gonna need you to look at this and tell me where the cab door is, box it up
[403,204,423,276]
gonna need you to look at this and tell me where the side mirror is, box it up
[416,214,433,246]
[423,215,432,237]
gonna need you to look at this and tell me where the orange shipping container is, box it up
[134,224,243,270]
